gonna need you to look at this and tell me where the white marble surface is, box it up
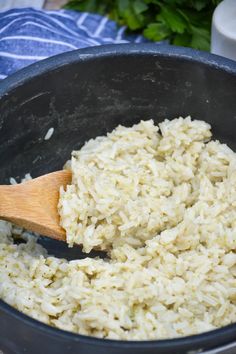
[44,0,67,9]
[0,0,44,10]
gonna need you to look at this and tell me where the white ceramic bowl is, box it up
[211,0,236,61]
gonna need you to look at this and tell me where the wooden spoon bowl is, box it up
[0,170,71,241]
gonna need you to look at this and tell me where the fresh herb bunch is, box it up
[64,0,221,51]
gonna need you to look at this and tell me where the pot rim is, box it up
[0,43,236,350]
[1,42,236,96]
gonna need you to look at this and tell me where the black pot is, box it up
[0,44,236,354]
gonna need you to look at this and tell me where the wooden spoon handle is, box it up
[0,184,34,219]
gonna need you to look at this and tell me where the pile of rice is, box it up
[0,117,236,340]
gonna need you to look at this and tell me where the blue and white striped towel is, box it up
[0,7,150,80]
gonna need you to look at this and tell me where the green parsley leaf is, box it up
[64,0,222,51]
[144,22,171,41]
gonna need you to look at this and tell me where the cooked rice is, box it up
[44,127,54,141]
[0,116,236,340]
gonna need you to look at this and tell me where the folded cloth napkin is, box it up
[0,7,150,80]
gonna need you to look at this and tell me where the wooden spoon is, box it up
[0,170,72,241]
